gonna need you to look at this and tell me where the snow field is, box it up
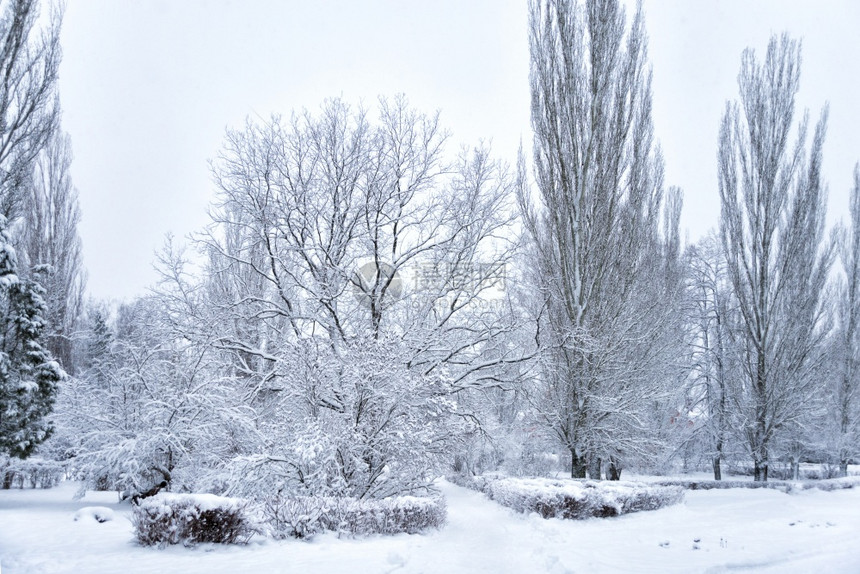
[0,479,859,573]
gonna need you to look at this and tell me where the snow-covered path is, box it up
[427,481,860,573]
[2,480,860,573]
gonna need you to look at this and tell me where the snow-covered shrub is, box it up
[259,494,446,538]
[656,476,860,494]
[764,462,839,481]
[1,457,64,489]
[133,493,253,546]
[655,479,793,493]
[320,496,447,536]
[445,472,485,493]
[802,464,843,480]
[445,472,504,494]
[261,494,324,539]
[486,477,684,519]
[451,439,500,478]
[493,432,561,478]
[227,338,464,501]
[56,299,252,497]
[795,476,860,492]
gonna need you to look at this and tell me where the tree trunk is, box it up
[570,449,586,479]
[752,424,769,482]
[791,459,800,481]
[608,457,622,481]
[753,451,769,482]
[714,301,727,483]
[587,455,601,481]
[839,460,848,478]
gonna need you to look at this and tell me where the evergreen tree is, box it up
[0,216,63,458]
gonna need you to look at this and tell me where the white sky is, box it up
[57,1,860,301]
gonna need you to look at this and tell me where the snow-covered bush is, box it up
[450,387,553,479]
[656,476,860,493]
[261,494,324,539]
[445,472,485,493]
[806,465,843,480]
[260,493,446,538]
[56,299,251,497]
[132,493,253,546]
[445,472,504,494]
[221,338,465,502]
[321,495,447,536]
[801,476,860,491]
[1,456,64,489]
[486,477,684,519]
[656,479,793,492]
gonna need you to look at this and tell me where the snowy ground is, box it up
[1,479,860,573]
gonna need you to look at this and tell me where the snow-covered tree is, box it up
[0,0,61,220]
[828,164,860,477]
[685,233,740,479]
[717,34,832,481]
[18,130,85,374]
[519,0,682,479]
[0,216,63,458]
[145,96,526,498]
[56,296,247,494]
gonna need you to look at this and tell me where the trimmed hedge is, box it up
[1,458,64,489]
[803,476,860,491]
[262,493,447,539]
[445,472,500,494]
[483,477,685,519]
[656,479,794,493]
[133,493,253,546]
[656,476,860,493]
[321,496,447,536]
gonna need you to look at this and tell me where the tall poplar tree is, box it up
[718,34,831,481]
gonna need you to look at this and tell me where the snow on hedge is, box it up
[655,479,794,492]
[264,493,447,538]
[132,492,254,546]
[656,475,860,493]
[321,495,446,536]
[804,476,860,491]
[134,489,446,544]
[1,457,64,489]
[445,472,499,494]
[484,477,684,519]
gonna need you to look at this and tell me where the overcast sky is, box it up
[57,1,860,301]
